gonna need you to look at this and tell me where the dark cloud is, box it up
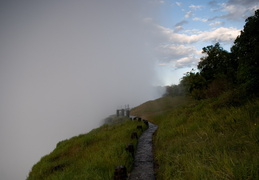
[228,0,259,6]
[175,20,188,27]
[208,0,218,7]
[208,0,259,21]
[173,20,188,32]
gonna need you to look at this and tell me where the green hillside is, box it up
[28,96,259,179]
[131,96,259,179]
[27,117,147,180]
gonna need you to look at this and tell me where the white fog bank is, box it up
[0,1,163,179]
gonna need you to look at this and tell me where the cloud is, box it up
[209,0,259,21]
[175,20,188,27]
[175,2,182,7]
[189,5,202,10]
[154,24,241,69]
[158,44,199,60]
[184,29,203,35]
[175,56,200,69]
[156,43,201,69]
[193,17,208,22]
[228,0,259,7]
[209,21,225,27]
[158,25,240,44]
[174,26,184,33]
[173,20,188,32]
[208,0,218,7]
[185,11,193,18]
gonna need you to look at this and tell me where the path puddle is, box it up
[129,122,158,180]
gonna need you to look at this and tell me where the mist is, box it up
[0,1,162,179]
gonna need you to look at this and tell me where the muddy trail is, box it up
[129,122,158,180]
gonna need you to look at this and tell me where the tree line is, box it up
[164,9,259,104]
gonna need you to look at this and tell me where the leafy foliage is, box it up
[163,84,185,97]
[198,42,233,82]
[180,70,207,99]
[231,9,259,95]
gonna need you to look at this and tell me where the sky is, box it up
[0,0,258,180]
[154,0,259,85]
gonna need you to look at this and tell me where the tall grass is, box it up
[132,96,259,180]
[155,100,259,179]
[27,118,147,180]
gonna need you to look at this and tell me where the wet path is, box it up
[129,122,158,180]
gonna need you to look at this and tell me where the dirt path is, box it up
[129,122,158,180]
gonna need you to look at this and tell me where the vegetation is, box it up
[131,10,259,179]
[165,10,259,100]
[131,96,259,179]
[130,96,191,121]
[27,117,147,180]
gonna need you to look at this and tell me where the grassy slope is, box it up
[27,117,147,180]
[28,96,259,180]
[130,96,192,122]
[131,96,259,180]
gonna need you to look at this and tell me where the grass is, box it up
[132,96,259,180]
[27,117,147,180]
[28,95,259,179]
[130,96,191,122]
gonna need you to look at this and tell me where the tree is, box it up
[198,43,233,82]
[180,70,207,100]
[164,84,185,97]
[231,9,259,95]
